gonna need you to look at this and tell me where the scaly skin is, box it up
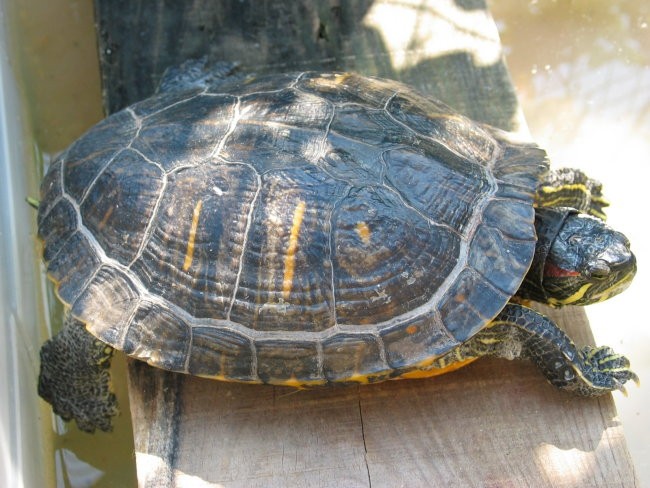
[429,304,638,396]
[536,168,609,220]
[38,313,117,432]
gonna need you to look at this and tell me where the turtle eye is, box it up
[585,260,610,280]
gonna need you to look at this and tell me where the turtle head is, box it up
[542,212,636,306]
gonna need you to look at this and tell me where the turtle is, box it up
[36,64,637,433]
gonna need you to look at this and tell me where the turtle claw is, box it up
[579,345,638,395]
[613,370,640,397]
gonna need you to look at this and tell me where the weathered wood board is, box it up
[93,1,637,486]
[126,306,635,487]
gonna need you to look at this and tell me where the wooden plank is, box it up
[93,1,637,486]
[94,0,519,130]
[126,306,635,487]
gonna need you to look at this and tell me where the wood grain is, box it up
[126,306,635,487]
[94,1,638,486]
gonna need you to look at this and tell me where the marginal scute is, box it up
[72,266,140,347]
[322,334,389,382]
[130,87,203,118]
[482,199,535,241]
[438,269,510,342]
[188,327,255,381]
[494,180,536,202]
[38,198,78,262]
[296,72,396,107]
[38,159,63,224]
[123,302,190,371]
[469,224,535,295]
[379,312,458,371]
[255,339,322,384]
[46,232,101,306]
[209,72,300,96]
[491,142,548,191]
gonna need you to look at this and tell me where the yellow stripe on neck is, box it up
[547,283,592,306]
[538,182,590,195]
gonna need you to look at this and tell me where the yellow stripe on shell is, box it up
[183,200,203,272]
[282,200,307,300]
[97,206,115,230]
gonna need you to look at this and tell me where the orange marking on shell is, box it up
[183,200,203,272]
[282,200,306,299]
[406,325,418,335]
[398,357,478,379]
[355,222,372,245]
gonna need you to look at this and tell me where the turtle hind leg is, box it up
[38,313,118,432]
[536,167,609,220]
[433,304,637,396]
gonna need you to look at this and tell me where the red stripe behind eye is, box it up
[544,262,580,277]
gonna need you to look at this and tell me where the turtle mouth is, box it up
[587,261,636,304]
[586,246,637,304]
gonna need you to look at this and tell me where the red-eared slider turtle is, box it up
[37,65,637,432]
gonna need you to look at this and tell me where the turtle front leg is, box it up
[38,312,118,432]
[433,304,637,396]
[536,167,609,220]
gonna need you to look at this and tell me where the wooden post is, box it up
[94,1,637,486]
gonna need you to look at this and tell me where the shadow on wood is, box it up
[94,0,519,129]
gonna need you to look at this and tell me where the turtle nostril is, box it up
[616,232,631,250]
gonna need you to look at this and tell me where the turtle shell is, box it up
[38,72,547,385]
